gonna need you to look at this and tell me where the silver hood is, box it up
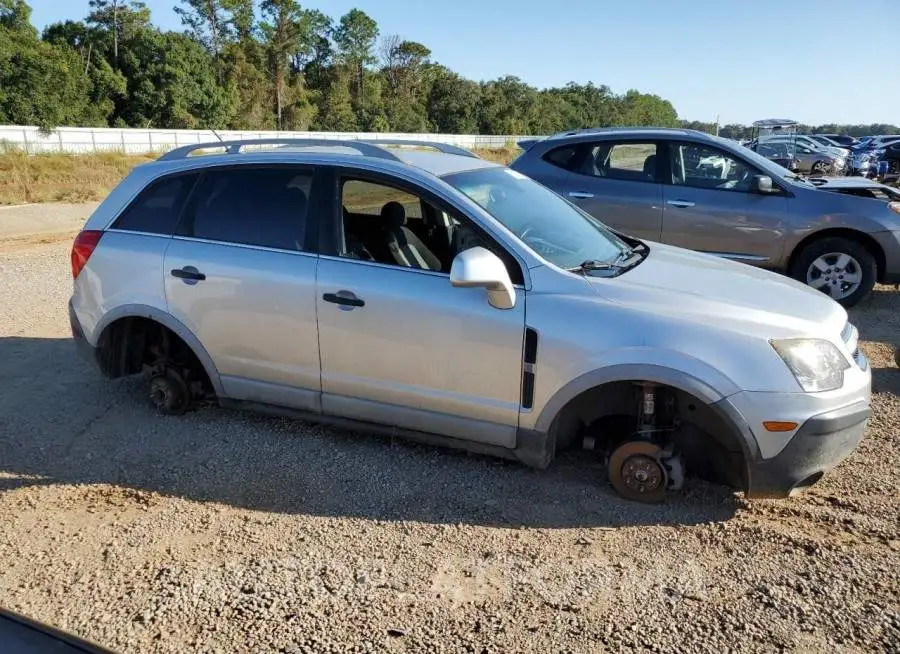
[586,243,848,340]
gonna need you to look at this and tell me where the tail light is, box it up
[71,230,103,279]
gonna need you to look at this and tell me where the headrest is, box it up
[643,154,657,176]
[381,201,406,229]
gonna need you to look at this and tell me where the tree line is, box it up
[1,1,893,138]
[680,121,900,141]
[0,0,683,133]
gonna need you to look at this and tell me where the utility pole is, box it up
[715,114,720,137]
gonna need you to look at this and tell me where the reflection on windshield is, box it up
[442,167,629,270]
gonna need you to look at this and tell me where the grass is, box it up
[0,150,156,205]
[0,146,521,206]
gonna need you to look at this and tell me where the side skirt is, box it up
[217,397,550,466]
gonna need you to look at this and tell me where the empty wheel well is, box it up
[96,317,210,390]
[550,381,749,490]
[788,229,885,282]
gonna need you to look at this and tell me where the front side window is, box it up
[338,176,523,283]
[443,167,631,271]
[179,167,312,251]
[669,142,756,192]
[579,142,659,182]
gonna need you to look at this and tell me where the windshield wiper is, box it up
[570,247,639,273]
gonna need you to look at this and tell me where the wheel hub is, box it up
[608,441,669,503]
[807,252,862,301]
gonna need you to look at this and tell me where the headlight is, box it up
[771,339,850,392]
[889,202,900,215]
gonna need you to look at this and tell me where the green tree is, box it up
[380,36,431,131]
[261,0,317,129]
[314,65,356,131]
[0,4,99,128]
[117,28,233,128]
[616,89,678,127]
[427,67,480,133]
[333,8,377,99]
[0,0,32,30]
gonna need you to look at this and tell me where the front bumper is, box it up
[745,401,869,498]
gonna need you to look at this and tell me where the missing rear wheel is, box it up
[149,368,190,416]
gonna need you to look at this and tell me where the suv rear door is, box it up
[548,140,664,241]
[659,140,790,266]
[164,164,323,412]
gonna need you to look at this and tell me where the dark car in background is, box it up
[816,134,858,148]
[511,127,900,306]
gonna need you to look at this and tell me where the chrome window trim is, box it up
[169,234,318,258]
[318,253,527,290]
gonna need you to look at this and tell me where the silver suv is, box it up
[69,138,871,502]
[511,128,900,307]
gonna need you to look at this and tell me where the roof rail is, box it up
[157,138,404,162]
[358,138,479,158]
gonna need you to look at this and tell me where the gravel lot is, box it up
[0,205,898,653]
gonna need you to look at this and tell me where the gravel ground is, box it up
[0,207,898,653]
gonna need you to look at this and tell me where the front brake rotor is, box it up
[608,440,668,503]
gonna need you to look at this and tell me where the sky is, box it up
[26,0,900,126]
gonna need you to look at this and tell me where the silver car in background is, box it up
[511,127,900,306]
[70,138,870,502]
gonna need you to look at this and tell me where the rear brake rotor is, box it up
[608,440,668,503]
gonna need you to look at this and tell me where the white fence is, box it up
[0,126,527,154]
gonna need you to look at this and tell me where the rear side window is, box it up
[179,167,313,252]
[578,142,659,182]
[543,145,581,171]
[112,173,198,235]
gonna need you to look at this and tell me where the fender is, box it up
[532,348,743,435]
[94,303,224,396]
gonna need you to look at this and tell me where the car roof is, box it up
[541,126,720,143]
[149,142,502,179]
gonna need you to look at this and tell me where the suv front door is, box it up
[315,169,526,448]
[561,140,664,241]
[660,141,790,267]
[164,164,322,412]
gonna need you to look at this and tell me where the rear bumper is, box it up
[69,299,98,365]
[745,401,869,498]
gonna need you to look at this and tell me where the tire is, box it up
[790,237,877,308]
[811,161,826,175]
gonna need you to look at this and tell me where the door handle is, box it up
[170,266,206,283]
[323,291,365,308]
[666,199,696,208]
[568,191,594,199]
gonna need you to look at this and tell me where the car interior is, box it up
[580,143,658,182]
[669,144,752,190]
[338,178,523,283]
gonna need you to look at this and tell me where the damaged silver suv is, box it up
[69,139,871,502]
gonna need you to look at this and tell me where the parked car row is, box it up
[848,135,900,179]
[513,127,900,307]
[69,132,878,507]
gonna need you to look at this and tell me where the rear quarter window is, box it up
[542,145,581,171]
[112,173,199,235]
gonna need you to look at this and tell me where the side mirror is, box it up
[450,246,516,310]
[751,174,776,194]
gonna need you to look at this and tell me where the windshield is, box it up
[443,167,630,270]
